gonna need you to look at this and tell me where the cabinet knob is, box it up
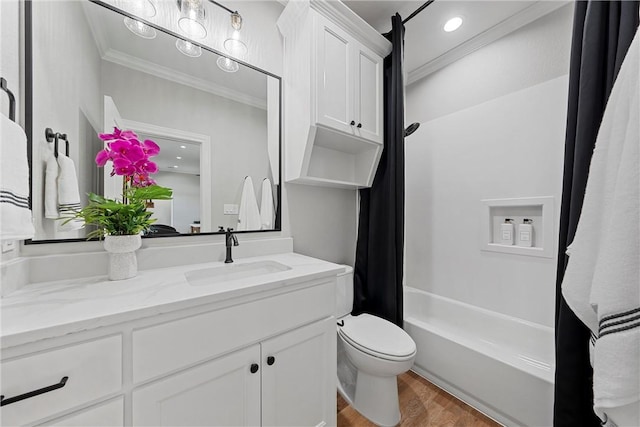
[357,123,362,128]
[250,363,259,374]
[267,356,275,366]
[350,120,355,126]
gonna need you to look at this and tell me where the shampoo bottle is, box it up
[500,218,515,245]
[518,219,534,247]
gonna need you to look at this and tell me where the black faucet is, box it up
[219,226,239,263]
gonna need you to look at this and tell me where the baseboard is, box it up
[410,366,516,427]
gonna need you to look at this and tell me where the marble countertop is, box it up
[1,252,343,349]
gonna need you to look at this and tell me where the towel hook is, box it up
[45,128,70,158]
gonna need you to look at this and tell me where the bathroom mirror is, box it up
[25,0,281,242]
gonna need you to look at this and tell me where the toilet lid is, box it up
[338,314,416,359]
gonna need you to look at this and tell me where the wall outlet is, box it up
[2,240,16,253]
[224,204,239,215]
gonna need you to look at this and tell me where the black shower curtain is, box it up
[353,14,405,327]
[554,2,639,425]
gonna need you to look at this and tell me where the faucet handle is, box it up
[227,227,234,232]
[218,226,225,232]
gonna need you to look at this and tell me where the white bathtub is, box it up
[403,287,554,427]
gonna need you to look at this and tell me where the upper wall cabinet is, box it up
[278,1,391,189]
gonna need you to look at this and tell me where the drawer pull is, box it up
[267,356,275,366]
[1,376,69,407]
[250,364,259,374]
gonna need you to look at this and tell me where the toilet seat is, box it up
[338,314,416,362]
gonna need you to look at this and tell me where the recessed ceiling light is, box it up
[176,156,182,160]
[172,165,179,168]
[180,145,186,149]
[444,16,463,32]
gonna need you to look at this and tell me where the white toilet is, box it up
[336,266,417,427]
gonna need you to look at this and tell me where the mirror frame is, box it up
[23,0,282,244]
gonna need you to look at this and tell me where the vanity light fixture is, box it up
[178,0,208,39]
[123,0,157,39]
[176,39,202,57]
[443,16,463,32]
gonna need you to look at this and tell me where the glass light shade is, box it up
[124,17,157,39]
[176,39,202,57]
[217,56,239,73]
[178,0,207,39]
[128,0,156,18]
[223,38,247,58]
[443,16,463,32]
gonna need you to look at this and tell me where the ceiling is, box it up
[138,134,201,175]
[343,0,566,79]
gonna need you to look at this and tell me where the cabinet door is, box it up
[315,16,355,134]
[354,44,384,144]
[132,345,260,426]
[261,318,337,427]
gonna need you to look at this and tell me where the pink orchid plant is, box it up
[68,128,172,238]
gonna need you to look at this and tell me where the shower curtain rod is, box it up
[402,0,435,24]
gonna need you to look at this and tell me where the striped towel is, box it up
[0,112,35,240]
[56,153,83,231]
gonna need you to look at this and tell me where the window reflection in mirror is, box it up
[26,0,281,242]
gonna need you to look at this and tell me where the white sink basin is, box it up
[185,261,292,286]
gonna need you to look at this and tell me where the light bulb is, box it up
[124,17,157,39]
[176,39,202,57]
[217,56,239,73]
[443,17,463,32]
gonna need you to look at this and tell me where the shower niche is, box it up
[480,196,555,258]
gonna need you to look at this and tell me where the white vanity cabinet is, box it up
[1,256,338,427]
[278,0,391,189]
[133,318,335,427]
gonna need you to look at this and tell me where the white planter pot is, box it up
[103,235,142,281]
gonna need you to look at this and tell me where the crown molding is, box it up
[278,0,391,57]
[311,0,391,57]
[102,49,267,110]
[407,1,570,86]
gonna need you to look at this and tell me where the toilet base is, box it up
[353,371,400,427]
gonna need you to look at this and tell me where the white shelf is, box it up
[480,196,555,258]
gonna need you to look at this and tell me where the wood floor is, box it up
[337,371,500,427]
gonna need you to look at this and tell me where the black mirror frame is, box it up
[23,0,282,244]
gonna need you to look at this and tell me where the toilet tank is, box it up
[336,265,354,318]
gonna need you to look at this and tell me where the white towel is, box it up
[56,153,83,231]
[0,113,35,240]
[237,176,260,231]
[260,178,274,230]
[44,153,59,219]
[562,31,639,425]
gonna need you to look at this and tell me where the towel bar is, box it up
[45,127,70,158]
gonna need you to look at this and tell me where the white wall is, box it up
[404,5,574,327]
[154,171,200,234]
